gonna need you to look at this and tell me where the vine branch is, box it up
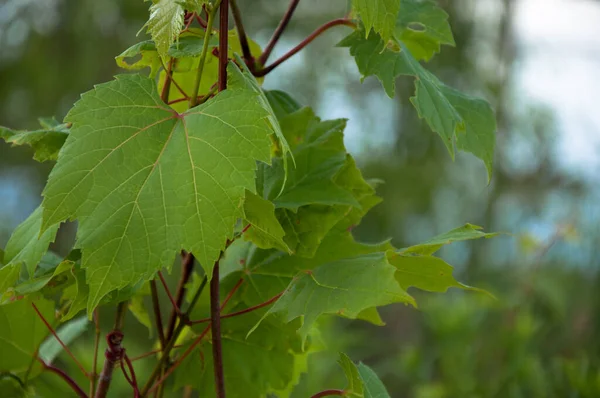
[310,390,345,398]
[165,252,195,341]
[90,309,101,397]
[230,0,253,70]
[149,281,166,350]
[190,1,221,108]
[255,18,356,77]
[94,301,127,398]
[258,0,301,66]
[39,359,89,398]
[189,291,282,324]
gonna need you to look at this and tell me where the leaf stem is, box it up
[254,18,356,77]
[39,359,89,398]
[189,1,221,108]
[160,58,175,103]
[149,281,166,350]
[165,252,195,341]
[310,389,345,398]
[258,0,301,66]
[210,262,226,398]
[218,0,229,92]
[189,291,282,324]
[230,0,254,70]
[31,302,89,378]
[158,271,183,317]
[90,309,101,397]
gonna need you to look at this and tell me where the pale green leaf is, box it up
[243,190,290,253]
[395,0,455,61]
[352,0,401,41]
[0,298,54,374]
[265,253,413,340]
[41,67,275,312]
[358,362,391,398]
[129,290,153,337]
[339,352,364,396]
[38,316,88,364]
[115,40,162,77]
[4,206,60,277]
[400,223,498,255]
[0,122,68,162]
[339,29,496,179]
[142,0,186,59]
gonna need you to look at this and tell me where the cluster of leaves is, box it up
[0,0,498,396]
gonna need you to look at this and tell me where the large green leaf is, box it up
[352,0,401,41]
[4,206,60,277]
[41,66,278,312]
[339,29,496,180]
[0,118,69,162]
[264,253,413,340]
[0,298,54,374]
[395,0,455,61]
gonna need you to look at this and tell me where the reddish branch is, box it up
[254,18,356,77]
[310,390,346,398]
[230,0,254,69]
[158,271,183,317]
[165,252,195,341]
[190,291,282,324]
[90,309,101,397]
[31,302,89,377]
[38,359,88,398]
[94,302,127,398]
[258,0,301,66]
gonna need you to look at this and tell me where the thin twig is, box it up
[160,58,175,103]
[166,252,195,341]
[39,359,89,398]
[94,302,128,398]
[230,0,254,69]
[217,0,229,92]
[90,309,101,397]
[255,18,356,77]
[158,271,183,317]
[149,281,166,350]
[258,0,301,66]
[190,1,221,108]
[310,390,345,398]
[189,291,282,324]
[31,302,89,378]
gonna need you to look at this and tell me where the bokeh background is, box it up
[1,0,599,397]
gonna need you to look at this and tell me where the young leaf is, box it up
[38,316,89,364]
[115,40,162,77]
[352,0,401,41]
[41,67,276,312]
[264,253,414,340]
[338,352,364,396]
[400,223,498,255]
[0,298,54,374]
[0,121,69,162]
[13,259,74,296]
[4,206,60,277]
[395,0,455,61]
[357,362,392,398]
[0,264,20,303]
[339,29,496,179]
[243,191,290,253]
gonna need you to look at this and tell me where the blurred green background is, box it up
[1,0,599,397]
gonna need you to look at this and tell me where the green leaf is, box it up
[389,252,482,294]
[4,206,60,277]
[0,122,68,162]
[339,29,496,179]
[264,253,414,340]
[357,362,391,398]
[0,298,54,374]
[243,191,290,253]
[339,352,364,396]
[400,223,498,255]
[41,68,276,313]
[142,0,187,59]
[128,285,153,337]
[61,265,88,321]
[0,264,20,303]
[115,40,162,77]
[395,0,455,61]
[352,0,401,41]
[13,259,74,296]
[38,316,88,364]
[264,90,301,120]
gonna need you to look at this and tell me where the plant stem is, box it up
[160,58,175,103]
[230,0,253,69]
[218,0,229,92]
[31,302,89,377]
[190,291,282,324]
[94,302,127,398]
[189,1,220,108]
[149,281,166,350]
[310,389,345,398]
[158,271,183,316]
[165,252,195,341]
[258,0,301,66]
[255,18,356,77]
[90,309,101,397]
[39,360,89,398]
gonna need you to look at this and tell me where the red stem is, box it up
[160,58,175,103]
[189,291,281,325]
[310,390,346,398]
[149,280,166,350]
[120,354,140,397]
[210,262,226,398]
[218,0,229,92]
[258,0,301,66]
[31,302,89,378]
[158,271,182,317]
[230,0,254,69]
[254,18,356,77]
[165,252,195,341]
[39,359,89,398]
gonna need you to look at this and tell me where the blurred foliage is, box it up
[0,0,597,397]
